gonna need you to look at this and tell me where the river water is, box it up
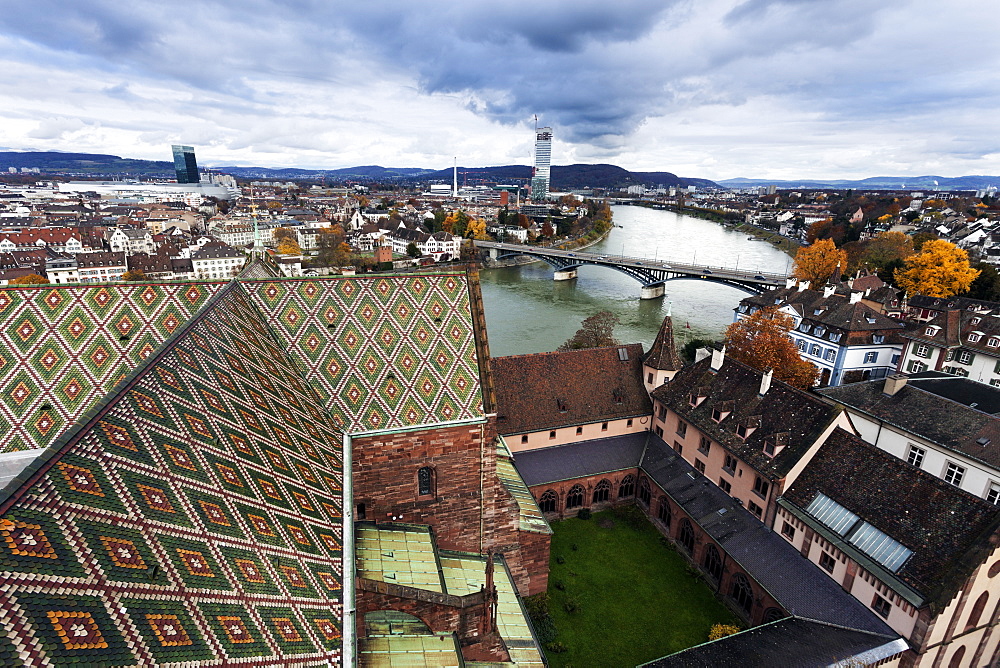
[479,205,794,357]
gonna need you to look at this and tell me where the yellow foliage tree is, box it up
[465,217,487,240]
[893,239,979,297]
[121,269,148,282]
[8,273,49,285]
[792,238,848,286]
[277,238,301,255]
[708,624,742,641]
[725,306,819,389]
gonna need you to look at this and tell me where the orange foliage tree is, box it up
[894,239,979,298]
[725,306,819,389]
[8,273,49,285]
[792,239,848,286]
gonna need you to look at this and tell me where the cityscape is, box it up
[2,2,1000,667]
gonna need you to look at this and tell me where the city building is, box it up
[898,309,1000,385]
[531,126,552,202]
[172,144,200,184]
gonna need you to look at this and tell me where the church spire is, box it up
[644,312,682,373]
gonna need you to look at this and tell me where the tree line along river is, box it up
[478,205,794,358]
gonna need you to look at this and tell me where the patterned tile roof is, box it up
[246,272,485,433]
[492,344,651,436]
[0,281,226,452]
[0,282,346,666]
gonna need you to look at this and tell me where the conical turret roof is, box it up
[645,313,683,371]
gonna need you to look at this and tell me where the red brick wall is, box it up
[352,418,545,595]
[529,469,641,520]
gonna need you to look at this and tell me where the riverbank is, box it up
[481,225,614,268]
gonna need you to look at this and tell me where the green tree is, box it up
[964,263,1000,301]
[558,311,620,351]
[406,242,420,258]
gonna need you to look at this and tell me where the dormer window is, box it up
[813,309,823,316]
[762,432,789,458]
[866,317,877,324]
[738,304,748,313]
[925,326,940,337]
[800,323,811,333]
[556,398,568,412]
[814,327,826,337]
[969,333,982,343]
[873,335,884,344]
[830,332,842,342]
[972,317,981,325]
[989,337,1000,348]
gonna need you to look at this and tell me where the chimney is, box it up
[823,285,836,298]
[850,292,863,304]
[695,347,712,363]
[847,276,855,289]
[710,345,726,371]
[883,374,907,396]
[759,368,773,396]
[798,281,811,292]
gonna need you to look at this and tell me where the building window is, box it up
[627,418,633,428]
[673,441,683,455]
[753,476,770,499]
[538,490,557,513]
[723,454,737,474]
[593,479,611,504]
[658,405,667,420]
[657,497,671,526]
[871,594,892,619]
[819,552,836,573]
[521,435,528,444]
[699,436,711,455]
[576,426,583,435]
[915,344,930,358]
[549,430,556,440]
[417,467,434,496]
[810,344,821,356]
[748,500,763,519]
[719,478,732,494]
[676,421,687,438]
[992,338,1000,348]
[969,333,982,343]
[357,503,367,520]
[781,521,795,541]
[678,519,695,553]
[987,483,1000,505]
[959,350,974,365]
[618,475,634,499]
[891,354,900,365]
[907,360,928,373]
[655,425,664,437]
[797,339,807,351]
[566,485,585,509]
[730,573,754,614]
[873,335,884,344]
[906,444,926,469]
[711,408,722,422]
[647,372,654,384]
[704,544,723,582]
[694,459,706,474]
[864,351,878,364]
[638,478,651,506]
[601,422,608,431]
[824,349,835,361]
[945,462,966,487]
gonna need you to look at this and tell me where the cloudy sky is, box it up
[0,0,997,180]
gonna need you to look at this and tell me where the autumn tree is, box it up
[724,306,819,389]
[541,221,555,238]
[558,311,620,351]
[894,239,979,297]
[277,238,301,255]
[792,239,848,286]
[860,231,914,272]
[121,269,147,281]
[911,231,938,252]
[8,274,49,285]
[465,217,488,240]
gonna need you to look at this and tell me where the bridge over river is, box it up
[476,241,790,299]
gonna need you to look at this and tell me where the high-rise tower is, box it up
[531,127,552,202]
[171,145,200,184]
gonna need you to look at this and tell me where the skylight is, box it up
[805,492,912,573]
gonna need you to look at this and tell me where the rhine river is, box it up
[479,205,794,357]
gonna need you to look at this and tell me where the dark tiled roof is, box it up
[644,315,683,372]
[639,435,893,635]
[906,372,1000,414]
[900,309,962,345]
[650,356,840,479]
[192,241,242,259]
[782,429,1000,605]
[492,344,651,435]
[643,618,903,668]
[818,377,1000,469]
[908,294,1000,314]
[76,250,127,268]
[512,432,647,487]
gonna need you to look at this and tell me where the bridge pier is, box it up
[640,282,665,300]
[553,269,578,281]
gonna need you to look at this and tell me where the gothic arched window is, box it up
[731,573,754,614]
[417,467,434,496]
[679,518,695,553]
[566,485,585,509]
[704,544,723,582]
[593,479,611,503]
[638,477,651,507]
[657,497,671,527]
[618,475,635,499]
[538,490,557,513]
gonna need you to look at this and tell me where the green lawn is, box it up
[531,507,739,667]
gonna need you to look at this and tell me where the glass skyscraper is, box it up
[531,127,552,202]
[171,145,200,184]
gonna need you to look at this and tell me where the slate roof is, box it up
[902,309,1000,357]
[643,618,904,668]
[513,432,648,487]
[638,434,893,635]
[818,376,1000,469]
[782,429,1000,606]
[651,356,840,480]
[644,315,683,372]
[492,344,651,436]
